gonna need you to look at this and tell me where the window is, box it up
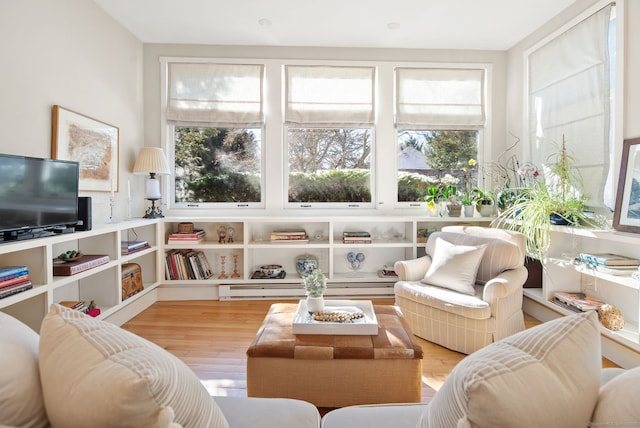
[166,62,264,207]
[527,3,615,209]
[284,65,375,207]
[395,68,485,204]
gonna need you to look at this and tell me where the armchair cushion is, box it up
[421,237,486,295]
[591,366,640,425]
[39,304,229,428]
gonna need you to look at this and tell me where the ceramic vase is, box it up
[306,296,324,313]
[463,205,475,217]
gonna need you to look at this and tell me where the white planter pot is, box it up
[463,205,475,217]
[306,296,325,313]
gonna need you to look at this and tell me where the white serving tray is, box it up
[292,299,379,335]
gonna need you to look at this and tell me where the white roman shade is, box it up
[167,62,264,126]
[396,67,485,129]
[528,4,613,207]
[285,65,375,125]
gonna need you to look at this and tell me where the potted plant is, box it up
[493,138,604,259]
[443,185,462,217]
[303,269,327,312]
[473,189,495,217]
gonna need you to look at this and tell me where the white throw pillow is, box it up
[0,311,48,428]
[419,311,602,428]
[421,237,486,295]
[38,304,229,428]
[591,366,640,424]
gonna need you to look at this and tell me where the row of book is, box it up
[0,265,32,299]
[343,231,372,244]
[165,249,213,280]
[121,240,151,255]
[270,229,309,243]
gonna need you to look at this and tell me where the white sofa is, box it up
[394,225,527,354]
[0,304,320,428]
[3,304,638,428]
[321,311,640,428]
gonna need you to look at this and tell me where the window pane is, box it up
[174,126,262,203]
[288,128,372,203]
[397,130,478,202]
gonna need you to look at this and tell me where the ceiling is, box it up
[93,0,576,51]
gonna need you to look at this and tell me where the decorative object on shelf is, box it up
[259,264,283,278]
[295,254,318,276]
[598,304,625,331]
[346,252,365,270]
[218,255,228,279]
[217,226,227,243]
[133,147,171,218]
[226,226,235,243]
[493,137,605,259]
[57,250,83,262]
[463,204,475,217]
[303,269,327,313]
[231,254,241,278]
[613,137,640,233]
[177,222,194,234]
[51,105,119,193]
[121,263,143,301]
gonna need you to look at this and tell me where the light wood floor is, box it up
[121,299,615,404]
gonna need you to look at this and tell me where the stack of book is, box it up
[0,265,32,299]
[577,252,640,276]
[343,231,372,244]
[552,291,606,312]
[59,300,101,317]
[270,229,308,243]
[121,240,151,255]
[165,249,213,280]
[168,229,206,244]
[53,254,110,276]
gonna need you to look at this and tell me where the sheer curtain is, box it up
[528,4,614,207]
[167,62,264,126]
[395,67,485,129]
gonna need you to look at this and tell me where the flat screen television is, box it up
[0,154,79,240]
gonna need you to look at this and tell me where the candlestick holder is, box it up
[218,255,228,279]
[106,195,118,223]
[231,254,241,278]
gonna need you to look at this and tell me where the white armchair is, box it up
[394,226,527,354]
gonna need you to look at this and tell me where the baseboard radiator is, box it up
[218,282,395,301]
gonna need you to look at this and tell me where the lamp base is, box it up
[143,199,164,219]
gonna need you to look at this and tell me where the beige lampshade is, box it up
[132,148,170,175]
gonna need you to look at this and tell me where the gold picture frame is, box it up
[52,105,119,192]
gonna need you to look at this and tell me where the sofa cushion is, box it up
[591,366,640,425]
[39,304,229,428]
[0,311,48,428]
[421,237,486,295]
[419,311,602,428]
[425,230,523,284]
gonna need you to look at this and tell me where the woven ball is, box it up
[598,304,624,331]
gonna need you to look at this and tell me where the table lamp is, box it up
[132,147,171,218]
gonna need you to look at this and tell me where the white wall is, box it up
[142,44,508,217]
[0,0,145,223]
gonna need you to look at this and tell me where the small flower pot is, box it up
[447,204,462,217]
[306,296,324,313]
[463,205,475,217]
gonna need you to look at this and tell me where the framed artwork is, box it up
[52,105,119,192]
[613,137,640,233]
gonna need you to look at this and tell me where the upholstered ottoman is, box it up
[246,303,423,408]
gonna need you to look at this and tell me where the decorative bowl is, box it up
[260,264,283,277]
[58,250,83,262]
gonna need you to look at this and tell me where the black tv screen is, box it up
[0,154,79,234]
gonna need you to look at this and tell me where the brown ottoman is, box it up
[246,303,423,407]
